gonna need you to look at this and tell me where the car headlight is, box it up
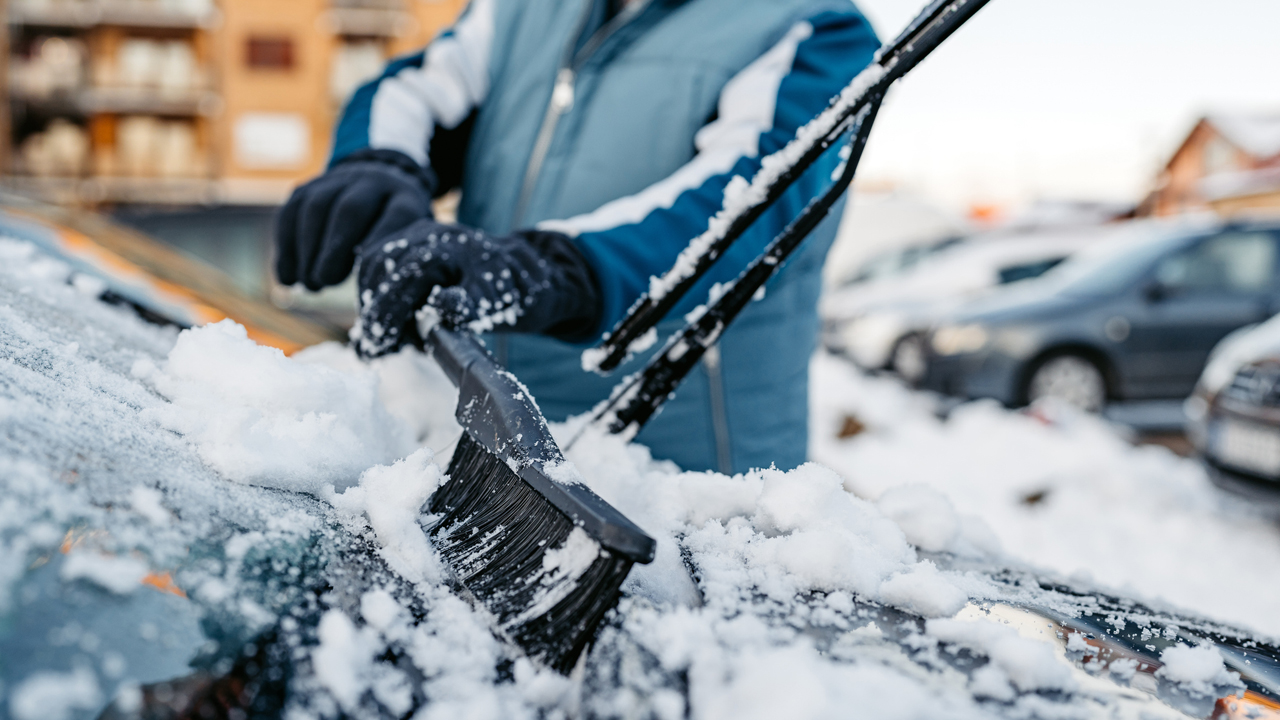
[932,324,989,356]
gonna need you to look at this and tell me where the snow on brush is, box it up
[811,351,1280,638]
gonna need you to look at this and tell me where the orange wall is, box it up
[217,0,468,190]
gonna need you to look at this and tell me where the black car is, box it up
[920,219,1280,411]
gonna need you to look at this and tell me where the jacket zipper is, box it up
[513,0,652,225]
[702,344,734,475]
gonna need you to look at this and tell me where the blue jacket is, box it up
[332,0,879,474]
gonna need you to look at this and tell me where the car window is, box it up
[997,257,1065,284]
[1155,232,1277,293]
[1050,235,1182,297]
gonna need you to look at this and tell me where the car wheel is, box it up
[891,334,928,384]
[1025,354,1107,412]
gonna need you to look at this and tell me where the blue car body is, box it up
[922,220,1280,406]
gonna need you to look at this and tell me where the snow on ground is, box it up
[810,351,1280,639]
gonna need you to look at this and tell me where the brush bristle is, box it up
[430,432,634,673]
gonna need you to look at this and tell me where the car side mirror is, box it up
[1143,280,1169,303]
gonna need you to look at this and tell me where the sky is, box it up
[849,0,1280,213]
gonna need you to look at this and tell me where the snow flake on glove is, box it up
[354,223,543,357]
[353,219,602,358]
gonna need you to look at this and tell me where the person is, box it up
[274,0,879,474]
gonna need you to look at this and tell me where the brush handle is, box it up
[595,97,880,437]
[586,0,991,374]
[426,322,657,563]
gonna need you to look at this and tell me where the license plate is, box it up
[1213,419,1280,477]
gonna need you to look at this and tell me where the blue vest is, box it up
[336,0,879,473]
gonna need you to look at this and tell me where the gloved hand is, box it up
[275,149,436,291]
[353,219,602,358]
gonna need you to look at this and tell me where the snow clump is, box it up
[926,617,1076,700]
[9,665,102,720]
[1156,644,1242,696]
[564,427,981,619]
[59,550,149,595]
[140,320,417,492]
[328,448,444,586]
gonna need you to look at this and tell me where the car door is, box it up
[1122,230,1280,398]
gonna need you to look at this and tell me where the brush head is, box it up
[431,433,636,672]
[423,323,655,673]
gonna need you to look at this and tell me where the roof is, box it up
[1208,113,1280,159]
[1201,165,1280,201]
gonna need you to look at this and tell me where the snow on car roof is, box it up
[0,232,1273,719]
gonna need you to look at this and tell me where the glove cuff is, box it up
[525,230,604,344]
[333,148,439,198]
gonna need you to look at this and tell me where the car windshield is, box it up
[1042,231,1188,297]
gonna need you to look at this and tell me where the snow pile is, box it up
[60,551,149,595]
[926,617,1075,700]
[138,320,417,492]
[294,341,461,447]
[327,448,444,585]
[1156,645,1241,697]
[312,606,414,716]
[811,352,1280,637]
[565,427,983,619]
[8,665,102,720]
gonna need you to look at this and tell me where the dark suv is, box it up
[920,219,1280,410]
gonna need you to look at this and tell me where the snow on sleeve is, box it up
[144,320,418,493]
[1155,644,1242,696]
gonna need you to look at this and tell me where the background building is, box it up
[1144,113,1280,218]
[1,0,466,311]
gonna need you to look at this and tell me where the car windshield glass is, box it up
[1044,233,1185,296]
[1154,231,1277,292]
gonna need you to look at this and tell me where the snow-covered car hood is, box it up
[1,233,1277,720]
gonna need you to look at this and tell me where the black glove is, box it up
[353,219,602,358]
[275,149,436,291]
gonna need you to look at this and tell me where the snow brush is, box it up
[417,288,656,673]
[412,0,986,676]
[576,0,991,436]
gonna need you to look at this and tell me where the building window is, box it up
[246,37,295,70]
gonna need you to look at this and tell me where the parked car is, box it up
[1186,314,1280,489]
[822,227,1113,381]
[919,218,1280,411]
